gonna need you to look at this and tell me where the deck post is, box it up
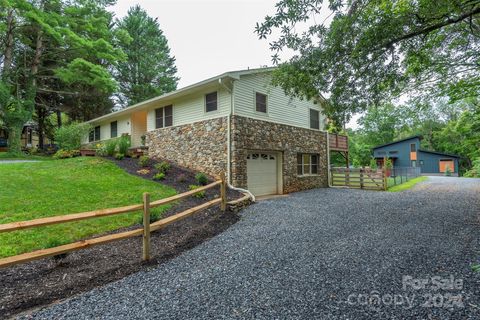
[142,192,151,261]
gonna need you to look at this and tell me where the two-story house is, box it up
[83,67,331,196]
[373,136,460,176]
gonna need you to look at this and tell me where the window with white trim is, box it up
[110,121,118,138]
[155,105,173,129]
[205,92,217,112]
[310,109,320,129]
[297,153,319,175]
[89,126,101,142]
[255,92,267,113]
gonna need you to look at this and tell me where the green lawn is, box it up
[387,176,428,192]
[0,152,52,161]
[0,157,176,258]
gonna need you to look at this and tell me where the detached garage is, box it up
[246,152,282,197]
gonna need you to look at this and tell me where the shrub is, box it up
[55,123,91,151]
[189,184,206,198]
[464,158,480,177]
[105,139,117,156]
[136,169,150,175]
[176,174,187,183]
[138,155,150,167]
[153,172,166,180]
[195,172,208,186]
[385,158,393,169]
[141,135,146,146]
[115,153,125,160]
[154,161,171,174]
[95,144,107,157]
[369,158,378,170]
[445,165,452,177]
[118,135,130,155]
[53,149,80,159]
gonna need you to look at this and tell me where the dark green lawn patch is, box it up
[0,157,176,258]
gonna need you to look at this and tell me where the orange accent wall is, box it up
[439,160,455,173]
[410,151,417,160]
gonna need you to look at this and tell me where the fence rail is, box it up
[0,175,227,269]
[387,166,421,187]
[331,167,386,190]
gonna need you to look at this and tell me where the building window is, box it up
[411,160,417,167]
[155,105,173,129]
[377,151,386,155]
[310,109,320,130]
[90,125,101,142]
[255,92,267,113]
[419,160,424,165]
[205,92,217,112]
[111,121,118,138]
[410,143,416,152]
[297,153,319,175]
[389,151,398,155]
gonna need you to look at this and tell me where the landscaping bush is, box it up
[369,158,378,170]
[118,135,130,155]
[55,123,91,151]
[138,155,150,167]
[445,166,452,177]
[189,184,206,198]
[115,153,125,160]
[105,139,117,156]
[95,143,107,156]
[464,158,480,177]
[154,161,171,174]
[195,172,208,186]
[53,149,80,159]
[153,172,165,180]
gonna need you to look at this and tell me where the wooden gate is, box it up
[330,167,386,191]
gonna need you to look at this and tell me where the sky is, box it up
[111,0,290,88]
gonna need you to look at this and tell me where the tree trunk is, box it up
[7,125,22,155]
[2,9,14,76]
[56,110,62,128]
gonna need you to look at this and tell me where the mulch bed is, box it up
[0,157,244,319]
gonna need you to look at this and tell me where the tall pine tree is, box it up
[115,5,178,107]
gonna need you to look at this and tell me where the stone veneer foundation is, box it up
[146,115,328,193]
[231,115,328,193]
[145,117,228,177]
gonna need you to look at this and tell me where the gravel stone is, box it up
[23,177,480,319]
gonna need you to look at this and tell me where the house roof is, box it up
[372,135,423,150]
[86,67,277,124]
[418,149,461,158]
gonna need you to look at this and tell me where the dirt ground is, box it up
[0,157,244,319]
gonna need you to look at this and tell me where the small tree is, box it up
[369,158,378,170]
[385,158,393,170]
[55,123,91,151]
[445,165,452,177]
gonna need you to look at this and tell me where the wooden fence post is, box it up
[220,172,227,211]
[142,192,151,261]
[383,157,388,191]
[360,167,364,189]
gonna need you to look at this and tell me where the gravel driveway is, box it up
[24,177,480,319]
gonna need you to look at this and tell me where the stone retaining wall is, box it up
[145,117,228,177]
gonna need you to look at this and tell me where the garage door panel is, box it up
[247,152,278,196]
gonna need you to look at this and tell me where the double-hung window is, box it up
[310,109,320,130]
[255,92,267,113]
[89,126,101,142]
[297,154,319,175]
[205,92,217,112]
[155,105,173,129]
[110,121,118,138]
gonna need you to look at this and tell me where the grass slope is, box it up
[387,176,428,192]
[0,157,176,258]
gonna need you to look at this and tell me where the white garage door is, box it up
[247,152,278,196]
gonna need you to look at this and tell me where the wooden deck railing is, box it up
[0,174,227,268]
[329,134,349,151]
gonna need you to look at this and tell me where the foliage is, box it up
[54,123,91,151]
[385,158,393,170]
[52,149,80,159]
[472,264,480,272]
[95,144,107,157]
[105,139,118,156]
[256,0,480,125]
[189,185,206,198]
[136,168,150,175]
[115,153,125,160]
[154,161,171,174]
[138,155,150,167]
[153,172,165,181]
[445,166,452,177]
[195,172,208,186]
[0,157,175,258]
[369,159,378,170]
[464,158,480,178]
[140,135,146,146]
[115,5,178,107]
[117,135,130,155]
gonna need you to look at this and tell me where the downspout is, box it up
[326,131,332,187]
[218,78,256,202]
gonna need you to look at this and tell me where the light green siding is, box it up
[83,115,131,144]
[146,86,231,132]
[233,72,325,130]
